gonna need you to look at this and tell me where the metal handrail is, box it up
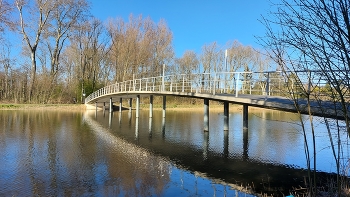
[85,70,332,104]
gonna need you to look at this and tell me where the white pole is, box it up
[162,64,165,91]
[225,49,228,93]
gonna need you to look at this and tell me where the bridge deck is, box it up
[86,91,345,119]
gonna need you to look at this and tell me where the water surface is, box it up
[0,108,347,196]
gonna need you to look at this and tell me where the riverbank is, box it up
[0,104,87,111]
[0,103,271,112]
[0,103,225,111]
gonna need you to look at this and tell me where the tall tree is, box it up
[15,0,55,102]
[45,0,89,77]
[41,0,89,102]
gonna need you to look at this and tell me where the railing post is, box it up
[213,73,216,95]
[235,73,240,97]
[182,75,185,92]
[162,64,165,91]
[139,79,142,91]
[265,72,270,96]
[146,80,148,91]
[129,80,132,91]
[170,77,173,92]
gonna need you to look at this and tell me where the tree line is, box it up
[0,0,269,104]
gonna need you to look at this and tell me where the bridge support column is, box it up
[129,98,132,113]
[109,98,113,113]
[119,98,122,112]
[224,101,229,131]
[204,99,209,132]
[243,104,248,130]
[136,95,140,118]
[149,95,153,118]
[162,96,166,118]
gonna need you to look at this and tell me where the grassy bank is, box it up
[0,103,86,111]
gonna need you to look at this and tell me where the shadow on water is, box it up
[90,109,345,196]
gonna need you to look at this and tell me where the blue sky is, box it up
[90,0,271,57]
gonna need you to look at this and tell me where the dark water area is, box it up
[0,109,347,196]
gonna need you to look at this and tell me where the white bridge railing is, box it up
[85,71,330,104]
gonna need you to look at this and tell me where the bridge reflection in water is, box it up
[88,108,340,196]
[84,110,257,196]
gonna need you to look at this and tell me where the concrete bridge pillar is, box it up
[119,98,123,112]
[129,98,132,113]
[162,96,166,118]
[243,104,248,130]
[109,98,113,113]
[119,98,122,112]
[136,95,140,118]
[204,99,209,132]
[149,95,153,118]
[224,101,229,131]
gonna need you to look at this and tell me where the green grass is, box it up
[0,104,20,108]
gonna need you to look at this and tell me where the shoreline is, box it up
[0,104,87,111]
[0,103,274,112]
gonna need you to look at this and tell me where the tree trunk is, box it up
[29,51,37,102]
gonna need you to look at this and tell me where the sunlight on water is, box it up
[0,108,347,196]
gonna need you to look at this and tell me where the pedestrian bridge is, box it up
[85,71,344,131]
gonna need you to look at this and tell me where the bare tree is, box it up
[29,0,87,103]
[45,0,89,77]
[150,19,174,76]
[0,0,13,33]
[176,50,199,75]
[260,0,350,195]
[0,42,12,100]
[65,17,108,102]
[200,42,221,73]
[15,0,55,102]
[107,15,174,81]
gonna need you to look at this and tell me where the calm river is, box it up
[0,107,348,196]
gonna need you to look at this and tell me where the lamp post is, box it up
[224,49,228,93]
